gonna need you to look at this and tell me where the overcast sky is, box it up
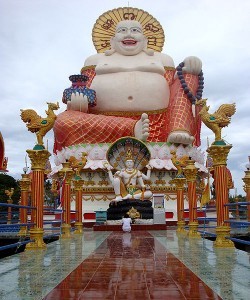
[0,0,249,196]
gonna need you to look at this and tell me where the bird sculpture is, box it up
[171,151,189,177]
[5,188,14,200]
[20,102,59,147]
[68,152,88,177]
[196,99,236,142]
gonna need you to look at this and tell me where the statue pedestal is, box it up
[107,199,153,220]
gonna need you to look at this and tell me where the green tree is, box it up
[44,179,57,207]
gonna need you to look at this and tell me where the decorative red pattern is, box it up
[167,74,201,146]
[214,165,230,226]
[81,67,96,88]
[53,111,136,152]
[177,189,184,221]
[187,182,196,222]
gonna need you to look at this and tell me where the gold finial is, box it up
[197,99,236,143]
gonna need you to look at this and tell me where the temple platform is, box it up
[0,229,249,299]
[93,223,167,231]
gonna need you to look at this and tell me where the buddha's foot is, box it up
[123,194,133,200]
[134,113,149,141]
[167,130,194,145]
[114,195,123,202]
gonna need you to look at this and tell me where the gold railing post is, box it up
[242,168,250,226]
[26,149,50,250]
[73,178,84,234]
[183,159,200,238]
[18,173,31,236]
[58,162,74,239]
[171,176,186,234]
[207,144,234,248]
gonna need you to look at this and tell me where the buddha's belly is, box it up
[90,72,170,112]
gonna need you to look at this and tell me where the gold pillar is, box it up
[58,162,74,239]
[172,176,186,234]
[183,159,200,238]
[207,144,234,248]
[25,149,50,250]
[5,188,14,225]
[242,168,250,224]
[73,178,84,234]
[18,173,31,236]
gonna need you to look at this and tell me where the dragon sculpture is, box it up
[196,99,236,142]
[20,102,59,146]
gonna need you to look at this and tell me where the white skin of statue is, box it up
[69,20,202,144]
[106,160,152,202]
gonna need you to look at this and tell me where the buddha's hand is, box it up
[182,56,202,75]
[67,93,88,112]
[103,161,112,171]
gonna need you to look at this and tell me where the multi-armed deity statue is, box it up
[104,137,153,202]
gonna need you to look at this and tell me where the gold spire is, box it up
[126,148,133,161]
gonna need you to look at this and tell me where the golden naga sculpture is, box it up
[20,102,59,147]
[197,99,236,142]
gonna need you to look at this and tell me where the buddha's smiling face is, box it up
[111,20,147,56]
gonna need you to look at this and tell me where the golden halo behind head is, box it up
[92,7,165,53]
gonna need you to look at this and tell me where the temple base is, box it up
[18,226,28,237]
[187,222,201,238]
[74,222,83,234]
[214,226,235,248]
[26,228,46,250]
[61,224,72,239]
[176,221,187,234]
[107,199,153,220]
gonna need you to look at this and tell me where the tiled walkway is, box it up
[0,230,249,300]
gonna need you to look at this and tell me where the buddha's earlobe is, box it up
[143,38,154,56]
[105,37,116,56]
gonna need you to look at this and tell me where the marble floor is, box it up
[0,229,249,300]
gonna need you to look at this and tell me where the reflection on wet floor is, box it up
[0,230,249,299]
